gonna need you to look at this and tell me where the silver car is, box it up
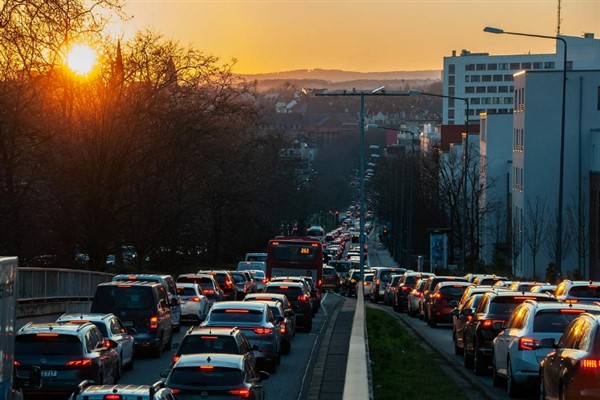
[200,301,282,372]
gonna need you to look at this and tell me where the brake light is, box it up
[254,328,273,334]
[514,297,536,300]
[36,333,58,337]
[170,389,182,394]
[201,336,218,339]
[200,366,214,370]
[226,309,249,313]
[580,359,600,372]
[481,319,504,330]
[149,316,158,329]
[363,282,369,286]
[172,355,180,364]
[14,360,20,366]
[280,286,289,289]
[66,359,93,367]
[104,394,122,400]
[318,279,322,286]
[229,389,251,398]
[117,285,131,288]
[127,275,137,280]
[189,297,201,302]
[376,279,381,285]
[402,286,410,291]
[297,295,308,301]
[280,322,286,334]
[433,293,442,299]
[204,289,215,294]
[262,279,268,283]
[518,337,541,351]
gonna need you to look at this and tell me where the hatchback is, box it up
[15,322,120,396]
[554,280,600,304]
[176,283,211,323]
[492,301,600,397]
[161,354,269,400]
[407,278,428,318]
[362,273,374,298]
[200,301,282,372]
[56,313,136,371]
[177,273,223,306]
[244,293,296,336]
[426,281,471,328]
[420,276,469,321]
[69,380,174,400]
[264,282,313,332]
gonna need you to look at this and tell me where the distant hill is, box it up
[240,68,441,82]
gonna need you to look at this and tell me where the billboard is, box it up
[429,231,448,271]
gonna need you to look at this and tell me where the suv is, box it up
[264,282,313,332]
[201,270,239,301]
[426,281,471,328]
[420,276,469,321]
[393,272,434,312]
[554,280,600,304]
[70,380,175,400]
[91,280,173,358]
[462,290,557,375]
[112,274,182,333]
[177,273,223,306]
[492,301,600,396]
[230,270,257,299]
[15,322,120,396]
[370,267,407,303]
[56,313,136,371]
[171,326,257,369]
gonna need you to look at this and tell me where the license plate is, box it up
[122,321,134,327]
[42,370,57,377]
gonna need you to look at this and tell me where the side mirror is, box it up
[128,328,138,335]
[171,297,179,306]
[276,316,285,324]
[461,308,473,316]
[258,371,270,381]
[539,337,556,349]
[159,370,170,378]
[252,344,260,351]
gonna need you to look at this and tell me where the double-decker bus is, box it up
[266,236,323,292]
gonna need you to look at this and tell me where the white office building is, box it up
[443,33,600,125]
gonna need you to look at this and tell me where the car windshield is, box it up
[169,367,243,386]
[209,309,263,323]
[95,286,154,310]
[569,286,600,299]
[16,334,82,355]
[439,286,468,298]
[179,336,239,354]
[231,274,247,283]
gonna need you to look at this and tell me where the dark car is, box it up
[539,312,600,399]
[90,280,173,358]
[383,274,403,307]
[171,326,257,369]
[201,270,239,301]
[341,268,372,297]
[231,270,257,300]
[393,272,434,313]
[370,267,407,304]
[244,292,297,336]
[462,290,557,375]
[264,282,313,332]
[419,276,469,321]
[161,354,268,400]
[451,285,496,355]
[426,281,471,328]
[322,266,341,292]
[15,322,120,396]
[177,273,224,306]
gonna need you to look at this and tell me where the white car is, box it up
[362,273,374,298]
[491,300,600,397]
[56,312,136,371]
[176,283,210,323]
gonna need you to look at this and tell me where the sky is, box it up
[118,0,600,74]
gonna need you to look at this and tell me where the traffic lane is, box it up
[371,303,537,400]
[119,292,340,400]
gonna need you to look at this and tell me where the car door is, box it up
[88,327,114,383]
[544,318,583,397]
[494,304,528,376]
[110,317,134,366]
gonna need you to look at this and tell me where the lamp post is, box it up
[484,26,567,275]
[315,88,408,281]
[408,89,469,271]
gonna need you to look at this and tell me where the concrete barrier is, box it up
[343,285,371,400]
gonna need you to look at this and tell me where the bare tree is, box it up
[543,210,572,277]
[524,197,548,280]
[567,196,590,278]
[511,211,525,277]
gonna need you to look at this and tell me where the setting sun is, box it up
[66,44,97,76]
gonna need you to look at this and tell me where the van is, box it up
[112,274,182,332]
[90,281,173,357]
[244,252,267,262]
[237,261,267,273]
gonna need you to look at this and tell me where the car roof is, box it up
[520,300,600,312]
[72,381,170,400]
[184,326,240,336]
[57,313,116,323]
[174,353,245,369]
[18,321,95,335]
[266,281,304,288]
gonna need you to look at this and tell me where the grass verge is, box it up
[367,308,470,400]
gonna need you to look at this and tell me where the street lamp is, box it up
[315,87,409,281]
[408,89,469,271]
[484,26,568,274]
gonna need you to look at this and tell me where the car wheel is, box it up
[538,371,546,400]
[114,360,121,384]
[152,334,162,358]
[491,353,503,387]
[473,344,487,376]
[463,336,473,369]
[507,358,520,397]
[305,317,313,333]
[454,332,463,356]
[126,351,135,371]
[165,330,173,351]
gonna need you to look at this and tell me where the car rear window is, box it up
[169,367,243,386]
[210,309,263,323]
[405,276,418,285]
[178,287,198,297]
[16,334,82,355]
[489,296,555,315]
[230,273,247,283]
[568,286,600,299]
[323,268,337,276]
[94,286,154,310]
[265,286,303,297]
[364,275,374,282]
[178,276,212,285]
[534,310,587,333]
[178,335,239,355]
[439,286,468,297]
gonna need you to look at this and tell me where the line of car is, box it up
[15,269,319,400]
[377,271,600,399]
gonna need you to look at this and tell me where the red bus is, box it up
[266,236,323,292]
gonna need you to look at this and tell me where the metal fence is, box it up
[17,267,113,302]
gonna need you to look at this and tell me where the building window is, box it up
[471,75,481,82]
[482,75,492,82]
[499,86,509,93]
[475,109,485,115]
[448,109,455,119]
[481,119,487,142]
[533,62,543,69]
[493,74,503,82]
[448,98,455,107]
[504,75,514,81]
[504,97,514,104]
[510,63,520,69]
[466,64,475,71]
[476,86,486,93]
[477,63,487,71]
[448,87,455,96]
[487,63,498,70]
[465,76,470,82]
[499,63,509,70]
[544,61,555,69]
[487,86,497,93]
[465,87,475,93]
[598,87,600,110]
[470,98,481,105]
[482,98,491,104]
[448,64,456,74]
[522,62,532,69]
[449,76,455,85]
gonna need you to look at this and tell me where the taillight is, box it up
[149,316,158,329]
[376,279,381,285]
[14,360,20,366]
[351,279,356,283]
[204,289,215,294]
[104,394,122,400]
[318,279,322,286]
[189,297,201,302]
[66,359,93,367]
[229,389,251,398]
[253,328,273,334]
[170,389,182,394]
[580,359,600,372]
[402,286,410,291]
[481,319,504,330]
[280,322,287,334]
[172,355,180,364]
[518,337,541,351]
[298,295,308,301]
[363,282,369,286]
[433,293,442,299]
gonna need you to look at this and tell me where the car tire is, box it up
[506,358,520,397]
[539,371,547,400]
[454,332,463,355]
[165,330,173,351]
[114,361,121,384]
[463,336,473,369]
[126,351,135,371]
[491,353,503,387]
[473,344,487,376]
[152,334,162,358]
[305,318,313,333]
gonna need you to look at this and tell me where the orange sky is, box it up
[118,0,599,74]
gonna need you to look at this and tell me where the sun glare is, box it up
[66,44,97,76]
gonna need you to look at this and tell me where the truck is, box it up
[0,257,41,400]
